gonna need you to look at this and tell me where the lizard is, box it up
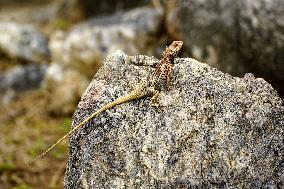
[28,40,183,164]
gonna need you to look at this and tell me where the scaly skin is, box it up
[155,41,183,89]
[29,41,183,164]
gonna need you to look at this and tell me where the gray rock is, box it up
[49,7,162,77]
[0,64,48,105]
[0,22,50,62]
[43,64,89,115]
[64,51,283,188]
[166,0,284,96]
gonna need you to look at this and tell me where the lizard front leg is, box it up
[147,87,164,109]
[126,55,159,67]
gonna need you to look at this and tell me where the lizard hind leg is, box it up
[148,89,164,110]
[149,89,159,105]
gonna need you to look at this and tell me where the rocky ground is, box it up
[0,0,283,188]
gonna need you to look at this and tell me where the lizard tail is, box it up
[27,107,108,165]
[27,89,142,165]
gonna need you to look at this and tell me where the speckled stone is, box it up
[64,51,283,188]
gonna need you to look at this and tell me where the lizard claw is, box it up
[148,90,165,111]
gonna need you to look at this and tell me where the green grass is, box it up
[53,19,72,30]
[60,118,72,133]
[27,139,47,157]
[0,90,70,188]
[0,162,16,173]
[12,183,34,189]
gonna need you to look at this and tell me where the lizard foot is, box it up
[148,90,166,110]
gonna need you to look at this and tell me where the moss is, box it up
[60,118,72,133]
[12,183,33,189]
[51,145,67,160]
[27,139,47,157]
[0,162,16,173]
[53,19,72,30]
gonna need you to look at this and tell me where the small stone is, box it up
[0,64,48,105]
[0,22,50,62]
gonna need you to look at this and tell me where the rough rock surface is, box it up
[166,0,284,96]
[0,64,48,105]
[65,51,283,188]
[49,7,162,77]
[0,22,50,62]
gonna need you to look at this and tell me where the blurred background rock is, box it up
[0,0,283,188]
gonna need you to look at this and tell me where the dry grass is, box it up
[0,90,73,189]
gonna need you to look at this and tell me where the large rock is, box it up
[64,51,283,188]
[49,7,163,77]
[0,22,50,62]
[166,0,284,96]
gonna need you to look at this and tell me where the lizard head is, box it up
[168,41,183,57]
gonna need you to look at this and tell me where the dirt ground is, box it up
[0,90,72,189]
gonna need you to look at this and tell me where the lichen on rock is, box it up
[64,51,283,188]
